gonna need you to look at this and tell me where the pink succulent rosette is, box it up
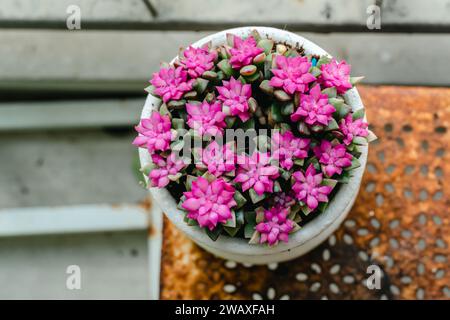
[179,46,217,78]
[256,207,294,246]
[229,35,264,69]
[182,177,237,230]
[135,29,374,246]
[198,141,235,177]
[217,77,252,122]
[320,58,352,94]
[234,152,279,196]
[339,114,369,145]
[150,66,193,103]
[148,153,186,188]
[269,55,316,95]
[271,130,310,170]
[313,140,353,177]
[291,84,336,126]
[292,164,333,210]
[186,101,227,136]
[132,111,174,153]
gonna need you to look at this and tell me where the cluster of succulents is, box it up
[133,30,376,246]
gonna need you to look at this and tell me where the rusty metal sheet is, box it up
[159,85,450,300]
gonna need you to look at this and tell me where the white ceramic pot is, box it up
[138,26,368,265]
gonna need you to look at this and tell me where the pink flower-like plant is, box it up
[186,101,227,136]
[229,35,264,69]
[217,77,252,122]
[150,66,193,103]
[198,141,235,177]
[290,84,336,126]
[339,114,369,145]
[134,29,375,246]
[292,164,333,210]
[132,111,174,153]
[182,177,237,230]
[320,58,352,94]
[148,153,186,188]
[269,55,316,95]
[256,207,294,246]
[180,45,217,78]
[313,140,353,177]
[234,152,279,196]
[271,130,310,170]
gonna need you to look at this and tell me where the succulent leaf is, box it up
[248,230,261,244]
[350,76,365,85]
[249,188,266,204]
[240,65,257,76]
[223,211,237,228]
[233,190,247,209]
[316,55,331,67]
[193,78,209,94]
[217,59,233,77]
[205,225,223,241]
[257,39,274,55]
[244,223,256,238]
[274,90,292,102]
[202,70,218,81]
[352,108,365,120]
[259,79,274,95]
[325,118,339,131]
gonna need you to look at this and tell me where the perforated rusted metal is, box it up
[159,85,449,300]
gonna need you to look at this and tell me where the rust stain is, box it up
[138,196,153,212]
[148,223,158,238]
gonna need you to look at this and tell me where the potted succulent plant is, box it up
[135,27,376,264]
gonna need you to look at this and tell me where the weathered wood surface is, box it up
[0,203,149,236]
[0,129,158,298]
[0,30,448,92]
[0,98,143,130]
[0,0,449,32]
[0,231,150,299]
[0,196,163,299]
[0,0,152,24]
[0,129,146,208]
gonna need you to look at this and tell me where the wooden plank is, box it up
[0,204,148,237]
[150,0,450,31]
[0,198,163,299]
[0,0,449,32]
[0,30,201,82]
[0,30,448,88]
[0,0,153,24]
[0,231,150,299]
[147,196,163,300]
[307,34,450,86]
[379,0,450,27]
[0,79,144,94]
[0,130,147,208]
[0,98,143,130]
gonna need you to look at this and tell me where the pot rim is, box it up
[138,26,368,257]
